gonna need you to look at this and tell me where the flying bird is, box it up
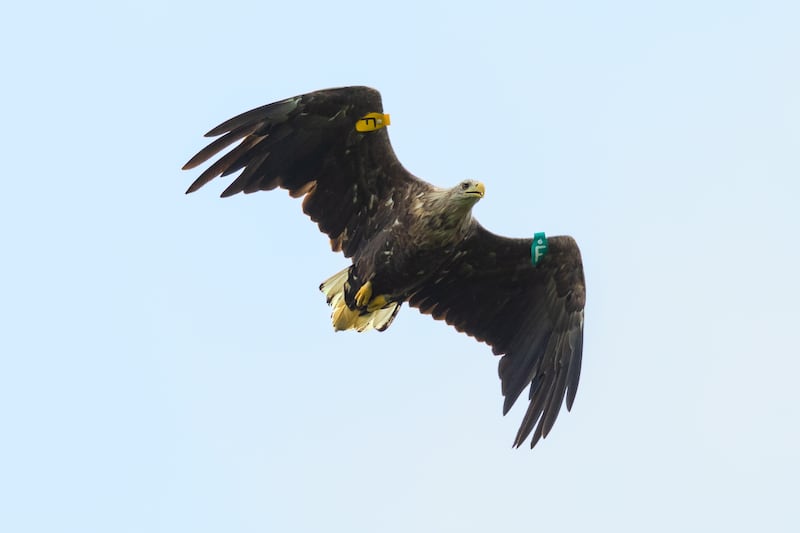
[183,86,586,448]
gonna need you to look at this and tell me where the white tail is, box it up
[319,268,400,332]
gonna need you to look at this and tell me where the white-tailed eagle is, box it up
[183,86,586,448]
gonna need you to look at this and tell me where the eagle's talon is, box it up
[354,281,373,308]
[367,294,389,312]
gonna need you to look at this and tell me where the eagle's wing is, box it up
[183,86,426,257]
[407,224,586,448]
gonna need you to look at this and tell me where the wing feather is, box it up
[408,225,586,448]
[182,123,259,172]
[183,86,428,257]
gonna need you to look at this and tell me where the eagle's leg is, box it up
[320,268,401,332]
[367,294,389,312]
[354,281,373,308]
[356,281,390,312]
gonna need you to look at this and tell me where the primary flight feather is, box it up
[183,86,586,448]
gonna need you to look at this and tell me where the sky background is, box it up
[2,1,799,532]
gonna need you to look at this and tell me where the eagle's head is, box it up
[452,179,485,206]
[416,179,485,235]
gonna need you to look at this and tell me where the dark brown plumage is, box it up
[183,86,586,448]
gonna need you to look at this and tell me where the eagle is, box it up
[183,86,586,448]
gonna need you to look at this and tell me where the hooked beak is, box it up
[466,182,485,198]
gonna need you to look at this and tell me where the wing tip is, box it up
[185,180,203,194]
[181,150,215,171]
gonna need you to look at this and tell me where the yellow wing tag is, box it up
[355,112,391,132]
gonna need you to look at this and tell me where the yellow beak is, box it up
[468,182,485,198]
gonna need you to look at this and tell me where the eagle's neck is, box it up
[413,189,475,242]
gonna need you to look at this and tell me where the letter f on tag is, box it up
[531,232,549,265]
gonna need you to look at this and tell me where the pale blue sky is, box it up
[2,1,799,532]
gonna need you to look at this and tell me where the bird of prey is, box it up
[183,86,586,448]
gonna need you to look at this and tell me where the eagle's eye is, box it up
[460,182,470,190]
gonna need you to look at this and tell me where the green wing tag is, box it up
[355,112,391,132]
[531,232,549,265]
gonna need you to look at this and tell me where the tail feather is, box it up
[319,268,400,332]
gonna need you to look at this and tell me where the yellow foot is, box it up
[354,281,373,308]
[367,294,389,312]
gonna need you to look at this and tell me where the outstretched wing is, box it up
[183,86,427,257]
[408,225,586,448]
